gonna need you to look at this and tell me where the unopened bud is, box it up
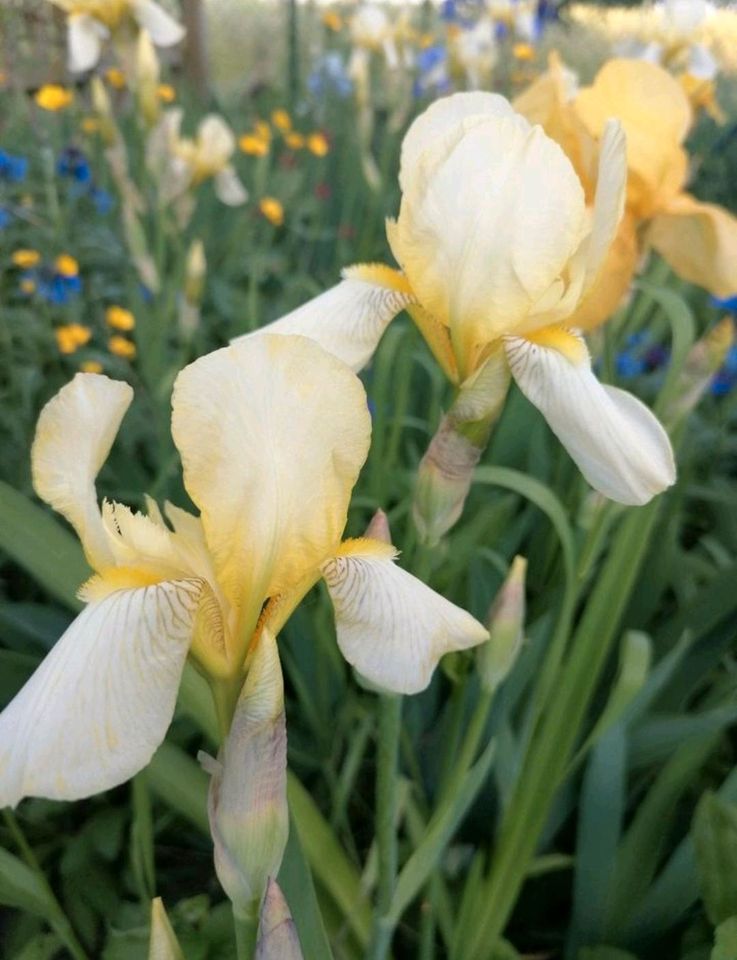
[179,239,207,338]
[122,202,160,293]
[184,239,206,304]
[149,898,184,960]
[413,414,484,546]
[413,352,510,545]
[364,508,391,543]
[477,556,526,693]
[665,317,734,425]
[199,631,289,921]
[90,76,118,147]
[136,30,161,127]
[255,879,304,960]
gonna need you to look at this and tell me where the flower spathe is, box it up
[50,0,185,73]
[240,92,675,507]
[0,335,487,808]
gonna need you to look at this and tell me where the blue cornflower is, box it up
[710,370,735,396]
[711,293,737,313]
[418,45,447,73]
[441,0,458,22]
[0,207,12,229]
[307,53,353,99]
[57,147,92,184]
[36,271,83,305]
[414,44,451,98]
[0,149,28,182]
[723,344,737,377]
[90,186,114,214]
[616,351,646,378]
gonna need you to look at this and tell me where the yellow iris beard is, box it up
[524,325,588,364]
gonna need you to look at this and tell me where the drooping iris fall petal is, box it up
[0,580,202,807]
[506,331,676,505]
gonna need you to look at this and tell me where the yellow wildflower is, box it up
[259,197,284,227]
[21,279,36,295]
[307,132,329,157]
[157,83,176,103]
[105,305,136,331]
[81,116,100,134]
[322,10,343,31]
[56,324,91,355]
[271,109,292,132]
[35,85,74,111]
[55,254,79,278]
[12,249,41,269]
[254,120,271,142]
[239,134,269,157]
[106,68,127,89]
[80,360,103,374]
[513,42,536,61]
[108,335,137,359]
[285,132,305,150]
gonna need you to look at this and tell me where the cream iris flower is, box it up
[573,59,737,300]
[49,0,184,73]
[149,110,248,209]
[241,93,675,507]
[0,335,487,808]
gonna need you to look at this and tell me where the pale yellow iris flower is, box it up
[574,58,737,300]
[239,93,675,507]
[0,335,487,808]
[49,0,184,73]
[148,110,248,209]
[518,56,737,323]
[568,1,737,119]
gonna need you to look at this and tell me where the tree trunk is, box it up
[182,0,210,100]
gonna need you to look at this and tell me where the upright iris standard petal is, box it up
[321,541,489,694]
[582,119,628,290]
[398,91,515,192]
[506,333,676,505]
[171,335,372,634]
[132,0,186,46]
[236,267,414,373]
[574,59,692,213]
[391,111,588,348]
[31,373,133,571]
[0,580,202,808]
[196,114,237,172]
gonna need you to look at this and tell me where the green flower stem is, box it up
[233,903,260,960]
[367,693,404,960]
[438,687,494,808]
[464,497,663,959]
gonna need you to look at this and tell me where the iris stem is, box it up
[233,904,260,960]
[367,692,403,960]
